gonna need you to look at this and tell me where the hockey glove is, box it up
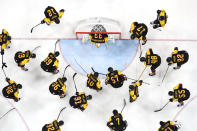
[2,62,7,68]
[6,77,10,82]
[1,50,4,55]
[169,98,173,102]
[41,20,45,24]
[168,63,172,66]
[60,9,65,12]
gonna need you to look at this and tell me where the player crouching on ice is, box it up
[129,80,143,103]
[41,6,65,25]
[41,51,60,74]
[87,72,102,92]
[42,120,64,131]
[168,83,190,107]
[130,22,148,45]
[105,67,127,88]
[2,77,22,102]
[49,77,67,98]
[150,9,168,29]
[89,33,108,48]
[158,120,179,131]
[14,50,36,71]
[69,92,92,112]
[107,109,128,131]
[166,47,189,70]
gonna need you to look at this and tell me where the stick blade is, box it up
[154,109,161,112]
[30,28,33,33]
[73,73,77,78]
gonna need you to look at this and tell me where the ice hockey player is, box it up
[166,47,189,69]
[41,6,64,25]
[41,51,60,74]
[168,83,190,107]
[87,72,102,91]
[158,120,179,131]
[49,77,67,98]
[69,92,92,111]
[151,9,168,29]
[130,22,148,45]
[129,80,143,102]
[14,50,36,71]
[105,67,127,88]
[140,48,161,76]
[89,33,108,48]
[42,120,64,131]
[107,109,128,131]
[2,77,22,102]
[0,29,11,55]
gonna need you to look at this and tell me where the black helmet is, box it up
[133,22,138,26]
[139,80,143,84]
[184,89,190,100]
[87,95,92,100]
[168,91,174,96]
[140,57,146,62]
[129,85,135,90]
[159,121,164,125]
[113,109,118,115]
[31,53,36,58]
[174,47,178,50]
[55,18,60,24]
[17,84,22,89]
[159,16,165,20]
[166,57,172,63]
[58,120,64,126]
[54,51,60,57]
[157,10,161,14]
[108,67,113,73]
[94,72,99,78]
[62,77,67,82]
[69,96,76,107]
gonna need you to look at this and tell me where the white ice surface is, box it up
[0,0,197,131]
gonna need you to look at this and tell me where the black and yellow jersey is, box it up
[158,121,178,131]
[0,34,8,44]
[42,120,61,131]
[87,73,100,88]
[157,9,168,27]
[144,48,161,66]
[49,78,65,95]
[172,84,190,102]
[15,50,31,63]
[108,114,124,127]
[171,50,189,65]
[74,92,87,105]
[106,70,123,85]
[44,6,59,21]
[89,33,108,44]
[43,52,58,67]
[2,80,18,98]
[130,23,148,39]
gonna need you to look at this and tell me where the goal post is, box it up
[74,17,122,41]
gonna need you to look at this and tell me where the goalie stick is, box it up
[57,107,66,121]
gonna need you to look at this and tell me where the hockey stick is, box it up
[139,40,143,58]
[121,99,126,113]
[30,23,42,33]
[91,67,106,75]
[73,73,78,92]
[74,58,88,74]
[127,78,150,85]
[137,66,147,81]
[32,46,41,53]
[154,101,170,112]
[160,65,170,85]
[63,65,70,77]
[54,39,60,52]
[57,107,66,121]
[0,108,15,120]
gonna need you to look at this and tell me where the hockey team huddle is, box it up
[0,6,190,131]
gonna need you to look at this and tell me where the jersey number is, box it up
[47,8,57,17]
[52,82,61,90]
[111,75,119,84]
[151,56,158,64]
[94,34,103,39]
[46,124,55,131]
[116,118,120,125]
[6,86,13,94]
[178,90,186,98]
[164,127,173,131]
[88,79,94,86]
[44,57,53,65]
[177,54,184,62]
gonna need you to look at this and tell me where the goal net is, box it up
[75,17,122,42]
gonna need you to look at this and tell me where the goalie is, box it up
[89,33,108,48]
